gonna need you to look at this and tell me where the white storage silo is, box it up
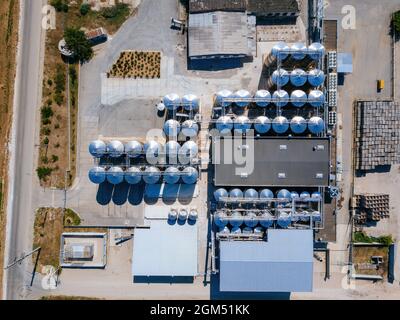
[259,189,274,200]
[163,119,181,138]
[106,166,124,185]
[254,227,264,234]
[182,166,199,185]
[277,210,292,228]
[244,188,259,200]
[254,90,271,107]
[259,210,274,228]
[290,116,307,134]
[107,140,124,158]
[214,211,228,227]
[144,140,162,164]
[189,209,198,221]
[308,69,325,87]
[273,90,289,107]
[163,93,180,111]
[300,191,311,199]
[312,210,322,222]
[215,90,233,107]
[312,191,322,199]
[218,226,230,234]
[164,166,180,184]
[290,68,307,87]
[291,191,300,199]
[216,116,233,134]
[125,166,142,185]
[229,211,243,228]
[290,90,307,108]
[308,42,325,60]
[254,116,271,134]
[233,116,251,134]
[182,94,200,111]
[89,140,106,158]
[164,141,181,162]
[125,141,143,159]
[291,42,307,60]
[179,141,198,164]
[308,90,325,107]
[277,189,292,204]
[181,120,199,138]
[179,209,188,221]
[272,116,289,134]
[143,166,161,184]
[308,116,325,134]
[214,188,228,202]
[234,90,251,108]
[271,69,290,87]
[244,211,258,228]
[271,42,290,60]
[229,188,243,200]
[242,227,253,234]
[88,167,106,184]
[168,209,178,221]
[230,226,242,234]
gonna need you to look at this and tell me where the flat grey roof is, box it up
[188,11,250,58]
[214,137,330,187]
[219,229,313,292]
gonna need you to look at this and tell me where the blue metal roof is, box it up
[337,53,353,73]
[219,229,313,292]
[132,220,198,277]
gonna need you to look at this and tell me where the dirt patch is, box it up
[353,246,389,278]
[107,51,161,78]
[0,0,19,299]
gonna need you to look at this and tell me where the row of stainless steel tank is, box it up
[88,166,199,185]
[160,93,200,111]
[265,42,325,62]
[89,140,199,163]
[214,89,325,108]
[269,68,325,87]
[215,115,325,135]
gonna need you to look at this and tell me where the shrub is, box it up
[80,3,91,16]
[42,127,51,136]
[54,93,64,106]
[41,156,49,164]
[37,167,53,180]
[393,11,400,34]
[51,155,59,163]
[101,3,130,20]
[54,123,60,129]
[42,118,51,126]
[41,106,54,119]
[43,137,49,145]
[50,0,68,12]
[47,79,53,86]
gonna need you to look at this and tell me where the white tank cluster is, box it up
[163,93,200,111]
[267,41,325,62]
[168,208,198,223]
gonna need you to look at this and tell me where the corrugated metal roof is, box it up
[188,11,250,58]
[247,0,299,15]
[219,229,313,292]
[132,220,198,277]
[189,0,247,13]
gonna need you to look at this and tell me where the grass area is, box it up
[40,295,101,300]
[38,0,135,188]
[63,208,81,226]
[107,51,161,78]
[353,231,394,246]
[0,0,20,299]
[353,246,389,277]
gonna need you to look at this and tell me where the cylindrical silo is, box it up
[244,211,258,228]
[229,211,243,227]
[125,140,143,159]
[254,226,265,234]
[164,141,181,163]
[179,141,199,164]
[88,167,106,184]
[290,90,307,108]
[164,166,180,184]
[182,94,200,111]
[125,166,142,185]
[107,140,124,158]
[189,209,198,221]
[308,90,325,107]
[277,189,292,203]
[214,188,228,202]
[308,69,325,87]
[271,41,290,60]
[290,116,307,134]
[259,189,274,200]
[272,116,289,134]
[215,90,233,107]
[277,210,292,228]
[182,166,198,184]
[308,42,325,60]
[271,69,289,87]
[231,226,242,234]
[229,188,243,200]
[308,116,325,134]
[179,209,188,221]
[242,227,253,234]
[163,93,180,111]
[254,90,271,107]
[244,188,259,200]
[291,191,300,199]
[168,209,178,221]
[312,191,322,199]
[143,166,161,184]
[89,140,106,158]
[254,116,271,134]
[163,119,181,138]
[233,116,251,134]
[144,140,162,164]
[259,210,274,228]
[273,90,289,107]
[312,210,322,222]
[290,69,307,87]
[216,116,233,134]
[218,226,230,234]
[300,191,311,199]
[234,90,251,108]
[214,211,228,227]
[290,42,307,60]
[106,166,124,185]
[181,120,199,138]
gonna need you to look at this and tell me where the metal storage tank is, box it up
[308,69,325,87]
[229,188,243,200]
[271,69,289,87]
[271,41,290,60]
[125,167,142,185]
[290,89,307,108]
[312,210,322,222]
[308,90,325,107]
[89,140,106,158]
[179,209,188,221]
[259,189,274,200]
[244,211,258,228]
[231,226,242,234]
[229,211,243,227]
[277,210,292,228]
[290,116,307,134]
[164,166,181,184]
[272,116,289,134]
[182,166,199,185]
[277,189,292,201]
[165,141,181,161]
[308,42,325,60]
[214,188,228,202]
[219,226,230,234]
[254,90,271,107]
[254,116,271,134]
[300,191,311,199]
[291,42,307,60]
[254,226,264,234]
[234,90,251,107]
[291,191,300,199]
[233,116,251,134]
[290,69,307,87]
[308,116,325,134]
[259,210,274,228]
[214,212,228,227]
[163,93,180,111]
[272,90,289,107]
[125,141,143,158]
[168,209,178,221]
[181,120,199,138]
[144,140,162,164]
[163,119,181,138]
[244,188,259,200]
[143,166,161,184]
[88,167,106,184]
[311,191,322,199]
[107,140,124,158]
[179,141,199,164]
[215,89,233,107]
[106,166,124,185]
[242,227,253,234]
[182,94,200,111]
[216,116,233,134]
[189,209,198,221]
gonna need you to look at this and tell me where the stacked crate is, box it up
[355,101,400,170]
[354,194,390,223]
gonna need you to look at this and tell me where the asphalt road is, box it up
[3,0,46,300]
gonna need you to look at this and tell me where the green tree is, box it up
[80,3,91,16]
[64,27,93,62]
[37,167,53,180]
[393,11,400,34]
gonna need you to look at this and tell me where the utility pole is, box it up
[5,247,41,270]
